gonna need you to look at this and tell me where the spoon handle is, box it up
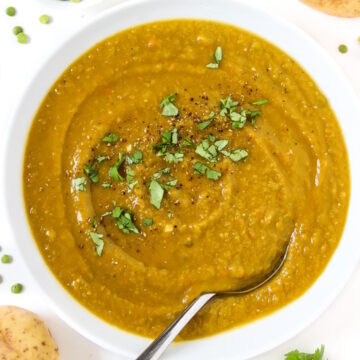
[136,293,216,360]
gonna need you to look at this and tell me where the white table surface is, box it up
[0,0,359,359]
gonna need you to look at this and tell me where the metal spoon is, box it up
[136,242,290,360]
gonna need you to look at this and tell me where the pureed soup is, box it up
[23,20,350,339]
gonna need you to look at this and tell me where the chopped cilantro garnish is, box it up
[102,133,119,143]
[89,232,104,256]
[182,138,195,148]
[143,218,153,227]
[162,179,178,190]
[214,139,228,151]
[195,139,218,162]
[102,182,111,188]
[193,162,221,181]
[193,162,207,174]
[197,119,213,130]
[127,149,143,164]
[220,96,238,116]
[96,155,107,163]
[152,128,178,156]
[83,163,99,184]
[149,168,177,209]
[284,345,325,360]
[92,216,98,228]
[228,149,248,162]
[164,152,184,164]
[160,93,179,117]
[168,211,173,219]
[149,179,164,209]
[73,177,87,192]
[252,99,268,106]
[109,153,125,181]
[206,46,222,69]
[153,167,171,179]
[126,166,138,189]
[112,207,139,234]
[206,168,221,180]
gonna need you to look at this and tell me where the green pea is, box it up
[1,254,11,264]
[17,33,28,44]
[6,6,16,16]
[338,44,348,54]
[13,26,23,36]
[39,14,50,24]
[11,283,23,294]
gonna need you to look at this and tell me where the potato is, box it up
[0,306,59,360]
[301,0,360,18]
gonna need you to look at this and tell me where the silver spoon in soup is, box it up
[136,241,290,360]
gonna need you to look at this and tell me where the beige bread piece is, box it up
[0,306,59,360]
[301,0,360,17]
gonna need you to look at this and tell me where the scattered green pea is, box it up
[12,26,23,36]
[17,32,28,44]
[6,6,16,16]
[338,44,348,54]
[39,14,50,24]
[11,283,23,294]
[1,254,11,264]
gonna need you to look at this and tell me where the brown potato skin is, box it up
[301,0,360,18]
[0,306,59,360]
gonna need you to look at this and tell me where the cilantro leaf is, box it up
[149,179,164,209]
[195,139,218,162]
[164,152,184,164]
[143,218,153,227]
[206,168,221,180]
[73,177,87,192]
[111,207,139,234]
[182,138,195,148]
[214,139,228,151]
[125,166,138,189]
[252,99,268,106]
[83,163,99,184]
[96,155,107,163]
[152,128,178,156]
[162,179,178,190]
[109,153,125,181]
[193,162,207,174]
[127,149,143,164]
[102,133,119,143]
[193,162,221,181]
[220,96,238,116]
[102,181,111,189]
[228,149,248,162]
[153,167,171,179]
[89,232,104,256]
[284,345,325,360]
[206,46,222,69]
[160,93,179,117]
[197,119,213,130]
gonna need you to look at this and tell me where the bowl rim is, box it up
[2,0,360,359]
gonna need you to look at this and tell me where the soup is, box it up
[23,20,350,339]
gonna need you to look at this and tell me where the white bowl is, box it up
[3,0,360,359]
